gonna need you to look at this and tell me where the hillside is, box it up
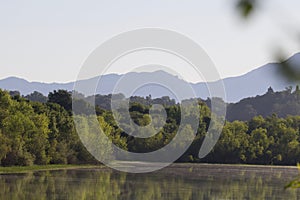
[0,53,299,102]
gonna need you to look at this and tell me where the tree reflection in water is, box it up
[0,164,300,200]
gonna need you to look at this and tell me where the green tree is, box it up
[25,91,47,103]
[48,90,72,113]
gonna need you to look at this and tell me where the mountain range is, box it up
[0,53,299,102]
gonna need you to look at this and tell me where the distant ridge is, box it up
[0,53,299,102]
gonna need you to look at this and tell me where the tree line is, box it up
[1,88,300,166]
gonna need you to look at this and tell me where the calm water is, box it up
[1,164,300,200]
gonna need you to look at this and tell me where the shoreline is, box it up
[0,163,298,174]
[173,162,298,169]
[0,164,103,174]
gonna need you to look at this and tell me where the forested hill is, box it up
[226,86,300,121]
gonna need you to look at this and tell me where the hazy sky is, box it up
[1,0,300,83]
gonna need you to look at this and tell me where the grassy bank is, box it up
[0,164,103,174]
[0,162,298,174]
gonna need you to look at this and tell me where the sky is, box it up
[0,0,300,83]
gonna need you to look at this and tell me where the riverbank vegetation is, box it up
[0,164,101,174]
[1,87,300,167]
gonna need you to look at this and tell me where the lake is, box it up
[0,164,299,199]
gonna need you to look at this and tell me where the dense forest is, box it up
[1,87,300,166]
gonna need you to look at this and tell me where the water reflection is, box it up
[0,164,299,199]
